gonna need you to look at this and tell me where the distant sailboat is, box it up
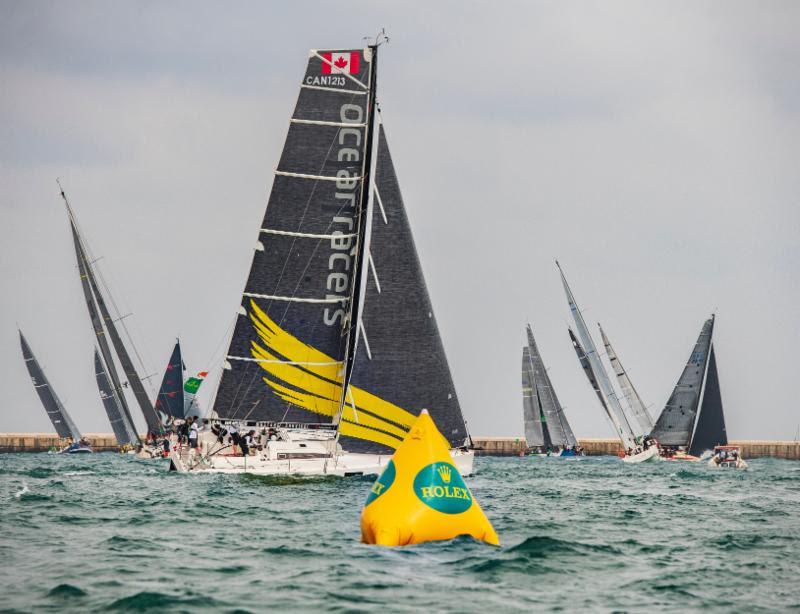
[59,182,161,441]
[19,330,91,454]
[171,38,473,476]
[598,323,654,433]
[521,324,579,456]
[154,340,185,421]
[557,262,659,462]
[153,339,207,420]
[650,315,727,458]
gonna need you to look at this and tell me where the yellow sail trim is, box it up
[248,300,418,448]
[339,419,404,450]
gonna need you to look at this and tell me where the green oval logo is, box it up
[413,462,472,514]
[365,460,396,506]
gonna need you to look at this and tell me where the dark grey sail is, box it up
[522,345,545,447]
[341,124,469,454]
[94,349,138,446]
[19,330,81,440]
[688,344,727,455]
[651,316,714,447]
[525,324,577,448]
[212,48,375,425]
[154,341,185,419]
[68,220,140,444]
[65,213,159,435]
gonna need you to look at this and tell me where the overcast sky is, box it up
[1,1,798,440]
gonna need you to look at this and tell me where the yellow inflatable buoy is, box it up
[360,410,499,547]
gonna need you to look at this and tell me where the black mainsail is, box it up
[94,349,138,446]
[688,344,727,455]
[213,47,374,425]
[154,340,185,420]
[651,315,714,447]
[19,330,81,440]
[211,44,468,454]
[521,324,576,448]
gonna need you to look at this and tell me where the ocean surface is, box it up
[1,453,798,612]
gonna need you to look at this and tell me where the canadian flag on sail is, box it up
[321,51,360,75]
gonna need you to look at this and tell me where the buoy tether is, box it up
[360,410,499,547]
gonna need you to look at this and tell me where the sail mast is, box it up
[557,262,636,448]
[338,42,380,418]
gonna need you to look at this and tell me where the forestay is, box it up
[19,331,81,441]
[651,316,714,447]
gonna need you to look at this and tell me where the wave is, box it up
[47,584,87,599]
[107,591,219,611]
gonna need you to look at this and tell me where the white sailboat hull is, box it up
[621,446,661,463]
[169,436,474,478]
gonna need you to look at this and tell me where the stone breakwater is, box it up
[471,436,800,460]
[2,433,799,459]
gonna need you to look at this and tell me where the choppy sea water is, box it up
[1,453,798,612]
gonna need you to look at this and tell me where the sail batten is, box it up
[19,331,81,441]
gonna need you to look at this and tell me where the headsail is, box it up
[154,341,185,420]
[522,345,545,447]
[599,323,654,433]
[212,47,375,425]
[650,316,714,447]
[94,349,138,446]
[19,330,81,440]
[558,262,636,449]
[569,327,625,442]
[688,344,727,455]
[342,124,469,453]
[523,324,577,448]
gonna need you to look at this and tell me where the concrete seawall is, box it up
[2,433,799,459]
[472,437,800,460]
[0,433,127,453]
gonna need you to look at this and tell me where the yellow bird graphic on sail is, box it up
[247,300,419,450]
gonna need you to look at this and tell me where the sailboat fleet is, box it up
[16,38,739,471]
